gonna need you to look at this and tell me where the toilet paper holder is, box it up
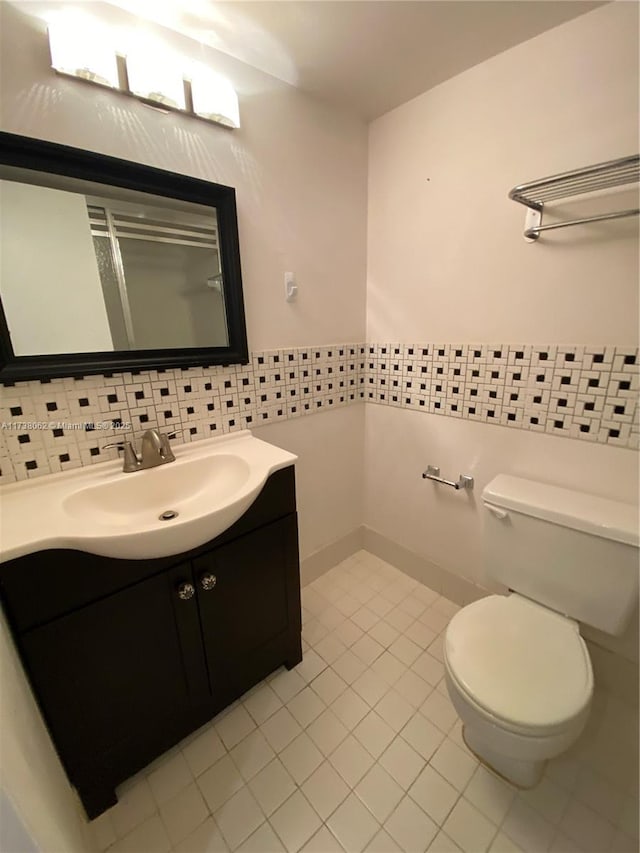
[422,465,474,491]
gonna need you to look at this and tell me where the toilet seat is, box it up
[444,594,593,734]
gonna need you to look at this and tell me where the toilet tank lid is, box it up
[483,475,639,547]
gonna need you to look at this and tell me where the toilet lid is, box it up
[445,595,593,731]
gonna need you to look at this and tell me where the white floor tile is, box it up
[317,606,347,632]
[333,649,369,684]
[427,830,462,852]
[302,826,346,853]
[270,668,308,703]
[368,620,401,649]
[355,765,404,823]
[388,636,423,667]
[303,618,329,646]
[487,831,523,853]
[353,670,391,706]
[502,798,555,853]
[261,707,303,753]
[328,793,381,853]
[311,668,348,705]
[147,751,194,807]
[385,608,414,633]
[270,791,323,853]
[248,759,296,817]
[365,828,403,852]
[400,714,445,761]
[442,798,497,853]
[354,711,396,759]
[295,649,328,684]
[316,633,349,666]
[159,782,209,846]
[110,777,158,839]
[280,732,324,784]
[302,761,351,821]
[352,607,381,633]
[420,691,458,734]
[464,765,515,826]
[559,798,616,853]
[329,735,376,787]
[173,816,229,852]
[335,594,361,618]
[411,652,445,687]
[307,708,350,756]
[331,687,371,730]
[384,795,438,853]
[352,634,386,666]
[369,652,407,687]
[197,755,245,814]
[379,737,426,791]
[243,683,283,726]
[230,729,276,781]
[397,596,427,620]
[333,618,365,648]
[368,595,395,618]
[429,738,477,791]
[517,775,570,825]
[404,621,437,651]
[111,814,172,853]
[182,726,227,778]
[408,765,459,825]
[89,810,116,851]
[375,690,414,733]
[214,787,265,851]
[432,598,459,618]
[288,686,327,728]
[394,670,432,708]
[237,821,285,852]
[215,705,257,750]
[420,608,450,634]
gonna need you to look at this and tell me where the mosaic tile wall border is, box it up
[0,343,637,484]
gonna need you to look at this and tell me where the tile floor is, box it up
[89,551,639,853]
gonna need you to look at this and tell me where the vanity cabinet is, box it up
[0,467,301,819]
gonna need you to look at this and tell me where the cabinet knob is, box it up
[177,582,195,601]
[200,573,217,591]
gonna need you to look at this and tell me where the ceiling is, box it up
[110,1,606,120]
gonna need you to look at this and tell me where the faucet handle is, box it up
[160,432,176,462]
[102,440,140,472]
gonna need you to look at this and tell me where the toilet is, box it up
[444,474,639,788]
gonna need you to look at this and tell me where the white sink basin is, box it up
[0,432,296,561]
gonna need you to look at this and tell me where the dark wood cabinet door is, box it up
[194,515,302,706]
[19,562,209,802]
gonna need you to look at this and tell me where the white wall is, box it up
[365,2,639,655]
[0,612,93,852]
[367,1,639,346]
[0,181,113,354]
[0,1,368,847]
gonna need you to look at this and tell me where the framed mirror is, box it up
[0,132,248,382]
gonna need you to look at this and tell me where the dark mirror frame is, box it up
[0,131,248,383]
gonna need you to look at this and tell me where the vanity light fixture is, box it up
[48,17,120,89]
[190,66,240,129]
[46,20,239,129]
[126,43,186,111]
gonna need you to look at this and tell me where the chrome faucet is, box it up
[103,429,177,473]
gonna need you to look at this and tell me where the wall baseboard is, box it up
[300,528,364,587]
[362,526,489,606]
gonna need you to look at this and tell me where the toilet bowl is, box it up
[443,593,592,787]
[443,474,638,788]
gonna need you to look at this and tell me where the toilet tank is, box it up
[482,475,639,635]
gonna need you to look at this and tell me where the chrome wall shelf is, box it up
[509,154,639,242]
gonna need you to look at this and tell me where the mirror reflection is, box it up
[0,168,228,356]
